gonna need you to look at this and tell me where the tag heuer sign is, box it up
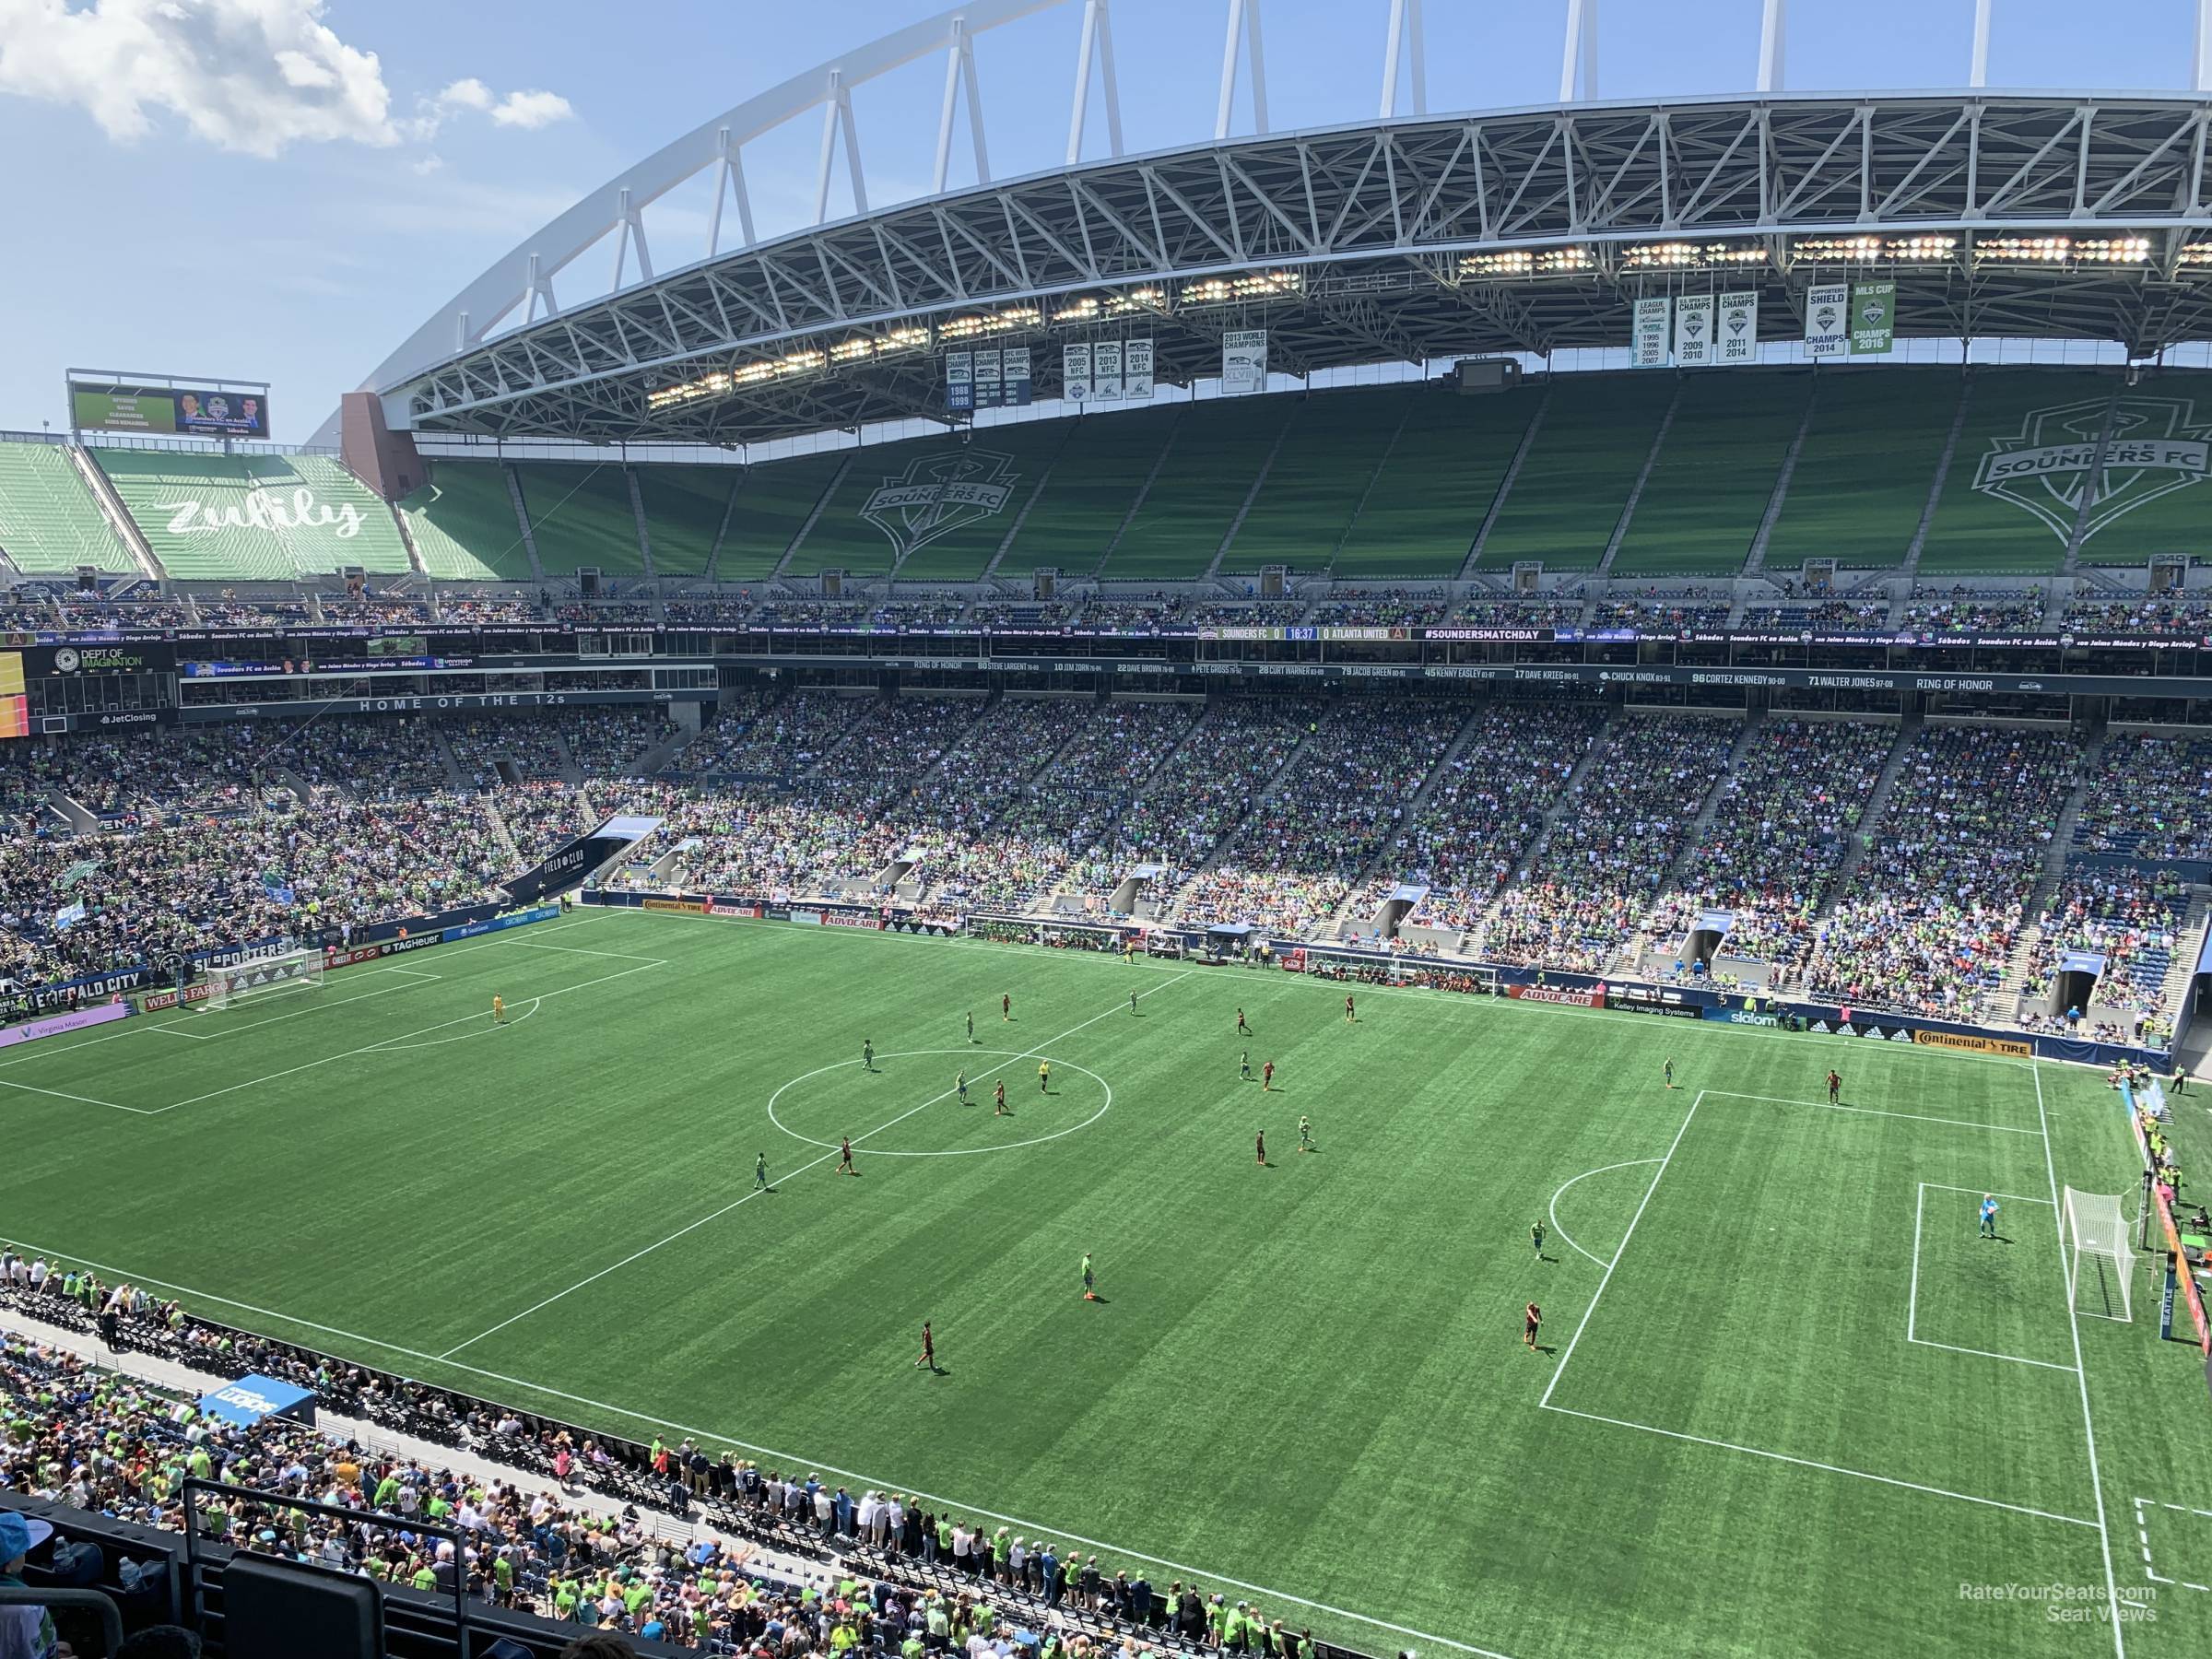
[858,449,1021,561]
[1971,395,2212,543]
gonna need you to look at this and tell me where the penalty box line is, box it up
[145,959,666,1116]
[431,969,1199,1363]
[1539,1088,2100,1534]
[1907,1182,2077,1373]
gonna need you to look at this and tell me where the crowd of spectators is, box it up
[0,795,512,987]
[1,1274,1318,1659]
[981,703,1200,911]
[1809,725,2079,1018]
[1484,716,1737,972]
[1450,597,1582,626]
[675,690,857,780]
[1105,701,1321,902]
[1901,587,2046,632]
[2016,865,2188,1022]
[1305,591,1449,628]
[894,700,1096,912]
[1379,706,1604,933]
[2073,733,2212,860]
[971,602,1077,629]
[804,698,983,828]
[555,603,655,626]
[448,715,572,785]
[1641,718,1893,975]
[664,598,756,627]
[436,594,544,624]
[1172,703,1465,935]
[2059,596,2212,633]
[566,711,677,779]
[1585,589,1731,630]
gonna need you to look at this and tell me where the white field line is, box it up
[433,969,1198,1362]
[2032,1057,2126,1659]
[0,1241,1510,1659]
[1546,1159,1661,1270]
[0,1078,148,1115]
[1537,1090,1703,1410]
[146,960,664,1116]
[133,969,448,1045]
[1903,1185,2077,1371]
[0,917,606,1071]
[598,905,2057,1076]
[0,1239,1509,1659]
[512,940,668,964]
[1921,1182,2055,1206]
[1538,1404,2100,1530]
[1910,1336,2078,1372]
[1704,1089,2042,1136]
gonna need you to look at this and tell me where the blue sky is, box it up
[0,0,2202,442]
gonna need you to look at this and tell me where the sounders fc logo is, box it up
[858,449,1020,561]
[1971,395,2212,543]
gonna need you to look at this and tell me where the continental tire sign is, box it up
[1912,1030,2033,1059]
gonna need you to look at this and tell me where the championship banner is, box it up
[999,347,1032,406]
[1804,283,1849,357]
[1849,279,1897,355]
[1125,337,1155,399]
[973,348,1003,408]
[1091,339,1124,403]
[1717,291,1759,364]
[945,349,974,413]
[1063,342,1093,404]
[1673,295,1715,367]
[1630,298,1672,368]
[1221,329,1267,395]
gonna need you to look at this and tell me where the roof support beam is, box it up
[935,16,992,192]
[1216,0,1269,140]
[1066,0,1125,164]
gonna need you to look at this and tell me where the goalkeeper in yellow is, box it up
[492,994,507,1026]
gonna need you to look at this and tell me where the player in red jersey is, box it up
[1345,994,1355,1024]
[1255,1130,1267,1167]
[914,1322,936,1371]
[994,1080,1007,1116]
[1826,1069,1841,1105]
[835,1136,856,1176]
[1262,1059,1275,1091]
[1524,1302,1542,1350]
[1002,993,1011,1021]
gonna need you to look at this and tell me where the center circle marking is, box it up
[766,1047,1112,1158]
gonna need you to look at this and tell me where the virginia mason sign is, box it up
[1971,394,2211,543]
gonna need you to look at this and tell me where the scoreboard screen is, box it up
[69,380,270,440]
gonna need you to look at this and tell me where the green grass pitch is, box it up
[7,907,2211,1656]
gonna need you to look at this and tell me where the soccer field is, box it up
[7,907,2211,1656]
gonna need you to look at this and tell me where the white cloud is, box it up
[0,0,573,159]
[0,0,394,157]
[489,88,571,130]
[405,76,573,140]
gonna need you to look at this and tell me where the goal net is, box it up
[2065,1187,2133,1322]
[199,949,324,1014]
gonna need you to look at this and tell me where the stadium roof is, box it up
[350,4,2212,448]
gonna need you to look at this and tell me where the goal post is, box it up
[2065,1187,2133,1323]
[199,948,324,1014]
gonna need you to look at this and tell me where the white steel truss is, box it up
[385,93,2212,445]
